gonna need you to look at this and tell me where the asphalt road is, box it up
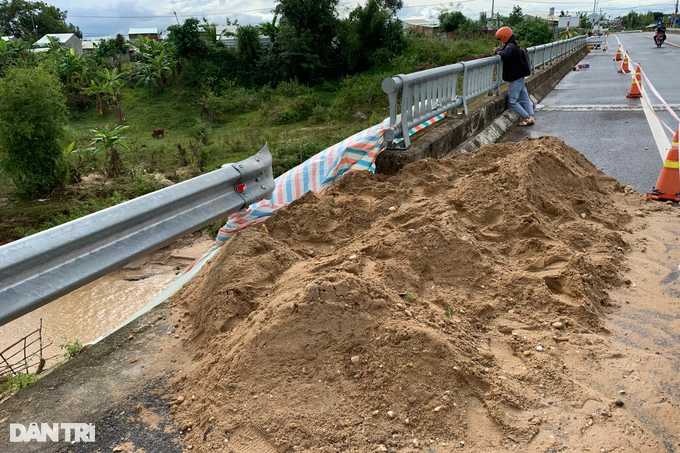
[508,32,680,193]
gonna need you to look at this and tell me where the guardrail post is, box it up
[461,62,469,115]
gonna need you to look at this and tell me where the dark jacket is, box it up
[495,35,523,82]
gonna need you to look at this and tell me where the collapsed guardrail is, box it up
[382,35,587,149]
[0,145,275,327]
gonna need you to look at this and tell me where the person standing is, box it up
[494,26,535,126]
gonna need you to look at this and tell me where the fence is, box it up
[0,145,275,328]
[382,36,587,149]
[0,319,57,379]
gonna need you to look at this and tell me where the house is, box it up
[218,35,271,47]
[81,40,102,53]
[1,36,17,43]
[402,19,440,35]
[524,8,559,27]
[128,27,159,41]
[35,33,83,54]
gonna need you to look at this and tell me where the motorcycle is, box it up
[654,31,666,47]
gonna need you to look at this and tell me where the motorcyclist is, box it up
[655,20,667,44]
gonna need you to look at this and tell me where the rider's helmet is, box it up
[658,20,663,25]
[495,27,513,44]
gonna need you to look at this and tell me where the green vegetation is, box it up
[0,65,68,195]
[4,0,569,244]
[0,371,38,398]
[59,337,83,359]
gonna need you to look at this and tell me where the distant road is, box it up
[508,32,680,193]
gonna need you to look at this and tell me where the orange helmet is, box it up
[495,26,513,43]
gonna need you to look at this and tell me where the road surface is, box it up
[508,32,680,193]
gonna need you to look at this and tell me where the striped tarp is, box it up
[215,113,446,245]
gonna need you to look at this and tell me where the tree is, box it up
[237,24,262,64]
[0,65,67,195]
[276,0,340,83]
[514,18,553,46]
[167,17,205,59]
[507,5,524,27]
[89,125,130,177]
[438,9,469,32]
[0,0,79,41]
[340,0,404,73]
[98,68,126,123]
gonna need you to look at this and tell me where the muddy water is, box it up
[0,235,214,366]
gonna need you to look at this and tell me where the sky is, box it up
[46,0,678,39]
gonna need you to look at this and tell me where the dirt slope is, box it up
[167,136,640,452]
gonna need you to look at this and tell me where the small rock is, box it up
[352,111,368,121]
[128,357,138,364]
[128,335,134,340]
[618,390,626,395]
[580,213,587,219]
[552,322,564,329]
[387,410,395,418]
[523,351,531,356]
[413,438,420,447]
[376,445,388,452]
[498,326,513,334]
[634,211,644,217]
[536,346,544,352]
[351,355,360,366]
[667,200,675,206]
[404,418,410,424]
[348,254,357,260]
[372,410,379,416]
[645,147,648,150]
[388,206,396,212]
[434,406,444,412]
[623,185,635,194]
[615,399,624,407]
[404,310,413,317]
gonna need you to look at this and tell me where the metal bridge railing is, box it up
[0,145,275,327]
[382,36,587,149]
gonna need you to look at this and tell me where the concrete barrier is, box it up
[375,47,589,175]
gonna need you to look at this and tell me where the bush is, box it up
[514,18,554,47]
[0,66,68,195]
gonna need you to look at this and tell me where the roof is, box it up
[216,25,237,36]
[1,36,15,41]
[81,40,101,50]
[402,19,439,27]
[35,33,76,45]
[128,28,158,35]
[529,13,558,22]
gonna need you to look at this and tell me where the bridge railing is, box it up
[382,36,587,149]
[0,145,275,327]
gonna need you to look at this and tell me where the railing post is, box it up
[461,61,469,115]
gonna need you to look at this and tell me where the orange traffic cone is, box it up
[614,46,623,61]
[617,53,631,73]
[647,126,680,202]
[626,65,642,98]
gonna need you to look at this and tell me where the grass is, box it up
[0,372,39,398]
[0,35,497,244]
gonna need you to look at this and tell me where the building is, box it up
[1,36,17,43]
[81,40,102,53]
[34,33,83,54]
[218,35,271,47]
[524,8,559,27]
[402,19,440,35]
[128,28,159,41]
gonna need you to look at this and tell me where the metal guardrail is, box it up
[382,36,587,148]
[0,145,275,327]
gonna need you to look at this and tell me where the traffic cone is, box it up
[614,46,623,61]
[626,65,642,98]
[617,53,631,73]
[647,126,680,202]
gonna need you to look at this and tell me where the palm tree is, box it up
[89,125,130,177]
[82,78,111,115]
[134,62,161,92]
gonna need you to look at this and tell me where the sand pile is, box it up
[168,136,633,452]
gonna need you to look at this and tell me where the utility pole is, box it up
[491,0,495,26]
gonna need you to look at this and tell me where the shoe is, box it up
[518,119,531,126]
